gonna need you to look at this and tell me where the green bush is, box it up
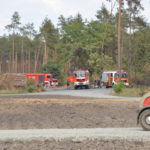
[113,82,126,93]
[27,86,35,93]
[26,79,46,93]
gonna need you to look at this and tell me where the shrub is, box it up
[26,79,46,93]
[27,86,35,93]
[113,82,126,93]
[26,79,37,93]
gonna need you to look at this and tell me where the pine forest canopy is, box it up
[0,0,150,85]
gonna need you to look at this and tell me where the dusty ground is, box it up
[0,95,139,129]
[0,139,150,150]
[0,95,146,150]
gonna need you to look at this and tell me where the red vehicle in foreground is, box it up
[67,70,90,89]
[137,93,150,130]
[26,73,58,87]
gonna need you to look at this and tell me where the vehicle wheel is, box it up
[50,81,52,86]
[85,85,89,89]
[139,109,150,131]
[74,86,78,90]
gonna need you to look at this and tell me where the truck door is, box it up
[108,73,113,87]
[67,73,76,82]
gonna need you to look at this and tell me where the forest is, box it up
[0,0,150,85]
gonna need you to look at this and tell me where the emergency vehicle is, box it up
[101,71,129,88]
[26,73,58,87]
[67,70,90,89]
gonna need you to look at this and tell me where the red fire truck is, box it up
[67,70,90,89]
[26,73,58,87]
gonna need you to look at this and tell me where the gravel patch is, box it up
[0,128,149,141]
[0,88,141,100]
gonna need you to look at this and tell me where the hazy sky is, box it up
[1,0,150,35]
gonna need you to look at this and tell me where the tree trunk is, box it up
[0,56,2,73]
[12,33,15,72]
[25,51,28,73]
[121,12,124,71]
[21,38,24,73]
[34,48,40,73]
[128,7,132,78]
[8,52,11,73]
[15,52,18,73]
[28,51,31,72]
[43,40,47,65]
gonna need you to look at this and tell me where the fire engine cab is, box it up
[67,70,90,89]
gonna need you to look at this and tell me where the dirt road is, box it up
[2,88,140,100]
[0,128,150,150]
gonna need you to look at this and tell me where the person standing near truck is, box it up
[97,79,101,88]
[67,80,70,88]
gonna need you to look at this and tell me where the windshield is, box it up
[101,73,108,81]
[115,73,128,78]
[47,75,53,78]
[74,72,86,77]
[121,73,128,78]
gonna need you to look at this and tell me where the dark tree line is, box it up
[0,0,149,85]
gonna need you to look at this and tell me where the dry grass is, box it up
[113,87,150,97]
[0,89,26,94]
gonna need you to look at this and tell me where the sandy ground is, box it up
[0,139,150,150]
[0,95,148,150]
[0,95,139,129]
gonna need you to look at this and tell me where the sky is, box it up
[0,0,150,36]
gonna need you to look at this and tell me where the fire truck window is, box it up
[38,76,44,83]
[47,75,52,78]
[115,73,119,78]
[121,74,128,78]
[74,73,77,77]
[81,72,86,77]
[75,72,86,77]
[102,73,108,81]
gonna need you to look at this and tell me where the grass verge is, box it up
[112,87,150,97]
[0,90,27,94]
